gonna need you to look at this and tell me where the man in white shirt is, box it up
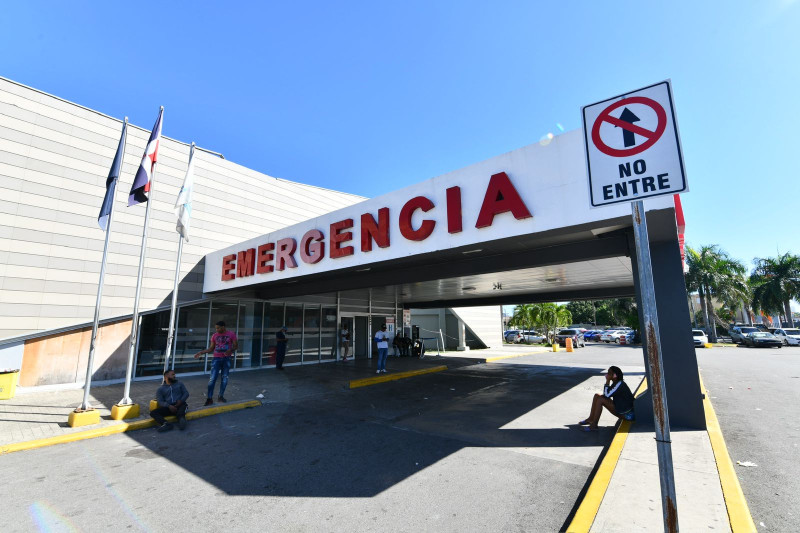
[375,324,389,374]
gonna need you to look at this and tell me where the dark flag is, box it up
[128,107,163,206]
[98,120,128,230]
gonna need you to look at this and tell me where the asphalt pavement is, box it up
[2,347,622,533]
[3,342,783,532]
[697,344,800,532]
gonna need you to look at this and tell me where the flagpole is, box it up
[120,162,157,404]
[163,236,184,372]
[120,106,163,405]
[163,143,194,372]
[80,118,128,412]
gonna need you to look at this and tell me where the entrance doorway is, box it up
[354,316,369,358]
[340,315,370,359]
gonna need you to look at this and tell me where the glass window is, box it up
[236,301,262,369]
[303,306,320,363]
[262,303,284,367]
[173,302,210,374]
[320,306,338,360]
[284,304,303,365]
[135,309,170,377]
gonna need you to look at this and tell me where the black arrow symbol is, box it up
[617,107,640,147]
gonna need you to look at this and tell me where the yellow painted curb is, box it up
[349,365,447,389]
[484,350,546,363]
[149,399,159,411]
[566,378,648,533]
[0,399,261,456]
[700,374,757,533]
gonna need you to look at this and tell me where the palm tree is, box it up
[534,303,572,343]
[685,245,748,342]
[750,253,800,327]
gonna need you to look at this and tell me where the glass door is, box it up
[354,316,369,358]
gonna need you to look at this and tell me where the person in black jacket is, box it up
[579,366,635,431]
[150,369,190,432]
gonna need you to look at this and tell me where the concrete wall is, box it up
[410,306,503,350]
[19,318,131,387]
[451,306,504,348]
[0,77,365,342]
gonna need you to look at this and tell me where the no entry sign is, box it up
[582,81,687,207]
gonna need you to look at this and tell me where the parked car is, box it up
[692,329,709,347]
[555,328,585,348]
[583,330,600,341]
[518,330,546,344]
[769,328,800,346]
[744,332,782,348]
[600,330,625,343]
[729,326,759,344]
[504,330,521,343]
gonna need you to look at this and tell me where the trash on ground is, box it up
[736,461,757,467]
[256,394,264,399]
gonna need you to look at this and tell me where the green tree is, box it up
[750,253,800,326]
[565,301,596,324]
[685,245,748,342]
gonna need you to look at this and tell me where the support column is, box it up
[457,319,468,351]
[631,229,706,429]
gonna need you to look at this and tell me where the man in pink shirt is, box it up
[194,321,238,405]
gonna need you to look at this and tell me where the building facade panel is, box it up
[0,77,366,342]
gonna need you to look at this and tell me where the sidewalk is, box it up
[590,426,730,532]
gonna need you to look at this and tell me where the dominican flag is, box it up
[98,120,128,230]
[128,107,163,206]
[174,144,195,241]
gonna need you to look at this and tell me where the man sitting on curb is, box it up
[150,369,190,432]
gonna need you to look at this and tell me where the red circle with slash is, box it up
[591,97,667,157]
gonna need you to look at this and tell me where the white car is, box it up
[600,330,625,343]
[771,328,800,346]
[692,329,709,347]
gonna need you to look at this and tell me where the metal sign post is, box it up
[582,80,688,533]
[631,200,678,532]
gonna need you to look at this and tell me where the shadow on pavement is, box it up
[121,360,639,498]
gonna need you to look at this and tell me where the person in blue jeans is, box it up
[194,321,238,405]
[375,324,389,374]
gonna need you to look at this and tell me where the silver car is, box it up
[729,326,759,344]
[518,330,545,344]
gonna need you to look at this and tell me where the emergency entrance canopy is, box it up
[203,129,674,296]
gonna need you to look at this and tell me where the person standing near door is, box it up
[275,326,289,370]
[340,325,351,362]
[193,321,237,405]
[375,324,390,374]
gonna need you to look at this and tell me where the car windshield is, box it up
[783,329,800,335]
[558,330,576,335]
[739,327,758,333]
[692,330,705,336]
[751,332,774,338]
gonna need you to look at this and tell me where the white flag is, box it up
[174,144,195,241]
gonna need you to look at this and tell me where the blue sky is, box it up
[2,1,799,271]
